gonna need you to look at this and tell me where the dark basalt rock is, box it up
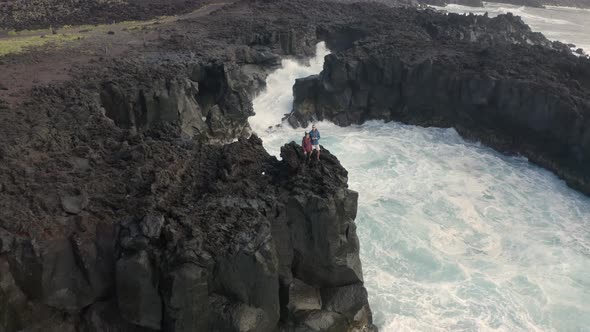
[116,250,163,329]
[161,264,209,332]
[0,131,376,332]
[81,301,151,332]
[4,0,589,331]
[98,63,256,144]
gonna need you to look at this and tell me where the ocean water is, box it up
[432,2,590,53]
[250,42,590,331]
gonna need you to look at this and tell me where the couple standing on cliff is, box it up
[302,124,321,161]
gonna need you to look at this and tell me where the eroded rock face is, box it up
[0,258,29,331]
[212,225,280,331]
[287,190,363,287]
[6,228,115,315]
[116,250,162,329]
[99,67,251,143]
[161,264,209,332]
[0,135,375,332]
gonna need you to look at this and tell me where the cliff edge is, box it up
[0,1,379,331]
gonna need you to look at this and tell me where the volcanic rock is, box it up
[2,0,589,331]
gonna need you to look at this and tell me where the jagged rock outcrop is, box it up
[0,129,376,332]
[98,61,267,143]
[289,13,590,195]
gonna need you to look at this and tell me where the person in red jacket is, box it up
[302,131,313,160]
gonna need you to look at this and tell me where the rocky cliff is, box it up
[0,1,383,331]
[3,0,590,331]
[0,127,375,331]
[290,10,590,195]
[0,54,376,332]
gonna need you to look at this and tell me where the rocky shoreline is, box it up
[289,9,590,196]
[1,0,590,331]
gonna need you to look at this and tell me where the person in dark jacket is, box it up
[309,124,320,160]
[302,131,313,160]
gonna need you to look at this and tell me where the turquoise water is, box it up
[250,43,590,331]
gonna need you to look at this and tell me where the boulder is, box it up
[321,284,373,328]
[231,304,271,332]
[0,228,14,254]
[140,78,207,138]
[287,279,322,313]
[287,189,363,287]
[300,311,348,332]
[61,193,89,215]
[7,237,109,313]
[139,214,165,240]
[162,264,209,332]
[40,238,97,312]
[70,223,116,300]
[116,250,162,330]
[100,78,208,138]
[209,296,271,332]
[0,258,29,331]
[213,229,280,330]
[81,301,151,332]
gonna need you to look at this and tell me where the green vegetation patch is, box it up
[0,33,82,57]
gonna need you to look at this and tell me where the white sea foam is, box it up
[250,43,329,134]
[249,42,590,331]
